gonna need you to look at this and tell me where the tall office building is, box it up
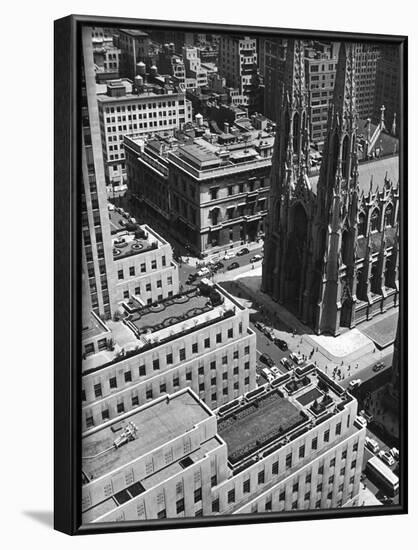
[218,35,258,107]
[259,37,287,123]
[81,27,117,322]
[373,44,400,135]
[354,43,380,120]
[81,365,366,522]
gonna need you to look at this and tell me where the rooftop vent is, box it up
[113,422,138,449]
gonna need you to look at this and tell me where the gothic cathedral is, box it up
[262,40,399,336]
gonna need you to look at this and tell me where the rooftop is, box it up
[124,282,237,339]
[219,391,303,465]
[217,365,352,468]
[108,206,162,260]
[82,389,211,482]
[82,312,109,341]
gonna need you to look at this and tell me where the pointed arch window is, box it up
[292,112,300,154]
[341,135,349,179]
[370,209,380,232]
[384,204,394,227]
[358,212,366,236]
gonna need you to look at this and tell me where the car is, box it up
[262,326,275,340]
[289,352,304,366]
[270,366,281,376]
[261,368,274,382]
[236,247,250,256]
[250,254,263,263]
[259,353,275,368]
[349,378,362,390]
[213,261,224,271]
[280,357,293,370]
[223,250,236,260]
[274,338,288,351]
[365,437,380,454]
[379,450,395,467]
[372,361,385,372]
[227,261,240,270]
[390,447,399,461]
[197,267,210,277]
[254,321,265,331]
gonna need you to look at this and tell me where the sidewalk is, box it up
[232,267,393,383]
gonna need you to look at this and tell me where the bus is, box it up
[366,455,399,497]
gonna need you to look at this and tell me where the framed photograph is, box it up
[54,14,407,535]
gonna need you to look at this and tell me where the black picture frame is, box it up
[54,14,408,536]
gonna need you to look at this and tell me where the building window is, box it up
[293,481,299,493]
[318,465,324,475]
[370,209,380,232]
[94,383,102,398]
[153,358,160,370]
[286,453,292,468]
[210,360,216,369]
[194,487,202,503]
[244,346,250,355]
[131,395,139,407]
[192,343,198,354]
[160,383,166,393]
[117,402,125,413]
[212,498,219,512]
[167,353,173,364]
[258,470,265,484]
[205,338,210,348]
[227,489,235,503]
[279,490,285,501]
[176,499,184,514]
[299,445,305,458]
[118,269,124,280]
[272,461,279,475]
[179,348,186,361]
[124,371,132,383]
[129,266,135,276]
[312,437,318,450]
[305,473,312,483]
[186,371,192,381]
[228,328,233,338]
[173,377,180,387]
[139,365,146,376]
[216,333,222,343]
[157,509,166,519]
[146,388,153,399]
[324,430,330,443]
[335,422,342,436]
[211,474,217,487]
[109,377,117,389]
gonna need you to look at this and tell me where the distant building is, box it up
[354,43,381,120]
[93,40,121,82]
[96,74,192,185]
[119,29,151,80]
[125,117,275,255]
[81,364,366,522]
[373,44,400,135]
[218,35,258,107]
[259,37,287,123]
[304,42,339,147]
[81,279,257,431]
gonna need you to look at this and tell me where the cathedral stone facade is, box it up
[262,40,399,336]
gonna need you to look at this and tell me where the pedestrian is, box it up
[356,362,359,369]
[373,348,376,353]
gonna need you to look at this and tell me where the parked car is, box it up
[236,247,250,256]
[197,267,210,277]
[372,361,385,372]
[280,357,293,370]
[250,254,263,263]
[224,250,236,260]
[259,353,275,368]
[270,366,280,376]
[213,261,224,271]
[262,326,275,340]
[289,352,304,366]
[390,447,399,461]
[262,368,274,383]
[365,437,380,454]
[254,321,265,331]
[379,450,395,467]
[349,378,362,390]
[274,338,288,351]
[227,261,240,270]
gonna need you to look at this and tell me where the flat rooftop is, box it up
[217,366,352,467]
[127,288,213,334]
[219,391,302,464]
[82,312,109,341]
[82,390,211,482]
[109,208,159,260]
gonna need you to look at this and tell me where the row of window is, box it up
[104,100,181,114]
[117,256,167,279]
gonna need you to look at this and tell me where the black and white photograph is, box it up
[52,12,407,535]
